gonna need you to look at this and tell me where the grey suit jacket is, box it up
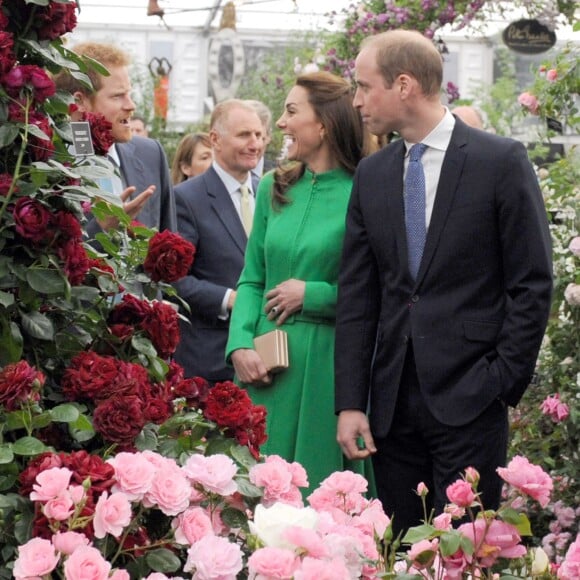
[86,136,176,238]
[173,167,258,381]
[335,118,553,437]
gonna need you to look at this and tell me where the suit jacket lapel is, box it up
[416,123,468,283]
[116,140,146,193]
[205,169,247,255]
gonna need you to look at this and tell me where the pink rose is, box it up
[250,457,294,499]
[446,479,477,507]
[184,535,243,579]
[146,464,191,516]
[308,471,367,514]
[547,69,558,82]
[52,531,90,555]
[442,549,469,579]
[416,481,429,496]
[93,491,132,538]
[558,534,580,579]
[282,527,328,559]
[408,538,439,569]
[63,545,111,580]
[172,507,214,545]
[30,466,73,501]
[497,455,553,507]
[13,538,59,579]
[433,512,453,530]
[293,556,351,580]
[569,236,580,256]
[43,490,76,521]
[107,452,156,500]
[540,394,570,422]
[248,546,300,579]
[518,91,540,114]
[109,570,131,580]
[465,467,480,486]
[352,498,390,538]
[182,454,238,496]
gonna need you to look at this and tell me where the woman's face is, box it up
[277,85,325,165]
[181,142,213,178]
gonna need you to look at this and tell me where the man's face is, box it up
[76,66,136,144]
[130,118,148,137]
[211,107,263,181]
[353,47,400,137]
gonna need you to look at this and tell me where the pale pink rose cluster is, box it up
[540,393,570,422]
[247,470,390,580]
[518,91,540,115]
[558,534,580,579]
[569,236,580,256]
[250,454,308,507]
[564,283,580,306]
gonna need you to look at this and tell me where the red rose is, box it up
[235,404,268,459]
[0,31,15,76]
[12,197,51,242]
[0,173,15,197]
[165,360,185,386]
[93,360,150,403]
[52,210,83,242]
[172,376,210,408]
[35,1,78,41]
[0,360,45,411]
[141,300,180,358]
[61,450,115,494]
[143,230,196,283]
[84,111,114,156]
[58,238,90,285]
[108,294,151,326]
[93,395,146,448]
[204,381,253,429]
[143,396,172,424]
[62,351,120,402]
[28,110,54,161]
[3,65,55,103]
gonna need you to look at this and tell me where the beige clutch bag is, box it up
[253,329,289,374]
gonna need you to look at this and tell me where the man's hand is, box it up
[231,348,272,387]
[97,185,155,231]
[337,409,377,460]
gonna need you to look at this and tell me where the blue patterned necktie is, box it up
[405,143,428,279]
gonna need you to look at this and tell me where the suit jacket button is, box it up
[411,295,419,303]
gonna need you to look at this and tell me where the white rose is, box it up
[531,547,550,576]
[249,503,318,549]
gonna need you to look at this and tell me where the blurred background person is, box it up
[171,132,213,185]
[130,114,149,137]
[173,101,263,382]
[245,99,275,177]
[227,71,375,494]
[451,105,485,130]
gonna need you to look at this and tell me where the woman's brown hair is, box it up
[272,71,370,206]
[171,132,211,185]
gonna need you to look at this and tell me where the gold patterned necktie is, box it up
[240,184,253,237]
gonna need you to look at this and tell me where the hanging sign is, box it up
[503,19,556,54]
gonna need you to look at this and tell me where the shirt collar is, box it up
[212,161,253,195]
[404,107,455,155]
[108,143,121,165]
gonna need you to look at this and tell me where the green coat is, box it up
[226,167,374,494]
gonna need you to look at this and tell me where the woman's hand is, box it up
[231,348,272,387]
[264,279,305,325]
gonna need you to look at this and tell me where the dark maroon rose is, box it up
[143,230,196,283]
[83,111,114,156]
[19,452,64,496]
[172,376,210,408]
[235,404,268,459]
[109,323,134,342]
[204,381,253,429]
[142,300,180,358]
[52,210,83,242]
[62,450,115,494]
[27,110,54,161]
[93,360,150,403]
[58,238,90,286]
[165,360,185,386]
[3,65,55,103]
[0,173,15,197]
[0,31,15,76]
[35,1,78,41]
[61,351,120,402]
[12,197,51,242]
[93,395,146,448]
[143,396,172,424]
[108,294,151,326]
[0,361,44,412]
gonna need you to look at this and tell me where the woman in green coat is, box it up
[226,71,375,494]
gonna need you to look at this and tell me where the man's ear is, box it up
[73,90,91,114]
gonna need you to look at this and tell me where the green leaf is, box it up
[439,531,462,557]
[0,290,15,308]
[0,124,19,147]
[499,508,532,536]
[26,268,66,294]
[49,404,80,423]
[31,412,52,429]
[220,506,248,529]
[20,311,54,340]
[230,444,257,469]
[26,123,50,141]
[0,447,14,465]
[0,319,23,365]
[235,477,263,498]
[131,335,157,357]
[136,425,158,451]
[11,436,47,456]
[145,548,181,573]
[401,524,436,545]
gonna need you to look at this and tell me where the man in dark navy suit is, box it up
[173,100,263,382]
[335,30,552,535]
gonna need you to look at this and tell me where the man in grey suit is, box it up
[173,100,263,382]
[55,42,176,236]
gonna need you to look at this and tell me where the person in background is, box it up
[130,114,149,137]
[334,30,552,536]
[54,42,176,235]
[451,105,485,130]
[171,132,213,185]
[173,100,263,382]
[227,72,375,494]
[245,99,275,177]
